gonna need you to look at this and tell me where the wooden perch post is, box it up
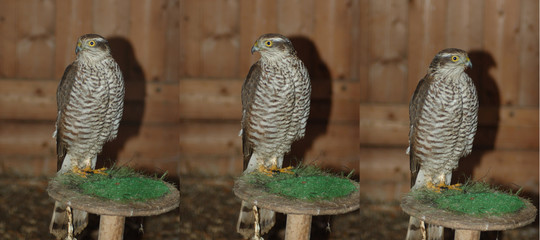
[401,194,537,240]
[233,178,359,240]
[47,178,180,240]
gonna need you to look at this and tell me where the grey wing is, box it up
[240,62,262,170]
[55,63,78,171]
[408,74,431,187]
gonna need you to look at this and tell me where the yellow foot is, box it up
[258,165,294,176]
[72,166,108,178]
[427,181,462,193]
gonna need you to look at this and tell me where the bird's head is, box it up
[75,34,111,61]
[429,48,472,74]
[251,33,296,59]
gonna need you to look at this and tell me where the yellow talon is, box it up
[258,165,294,176]
[72,166,108,178]
[427,181,462,193]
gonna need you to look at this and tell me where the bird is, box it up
[405,48,478,240]
[236,33,311,239]
[49,34,125,239]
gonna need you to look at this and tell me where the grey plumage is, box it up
[405,48,478,240]
[237,33,311,239]
[50,34,124,239]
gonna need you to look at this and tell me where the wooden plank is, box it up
[178,121,359,163]
[54,0,94,79]
[178,78,359,121]
[483,0,521,106]
[129,0,169,82]
[0,79,179,123]
[0,120,357,176]
[92,0,130,36]
[359,104,539,150]
[360,147,539,201]
[446,0,484,50]
[13,1,56,79]
[276,0,314,36]
[179,0,202,78]
[1,156,58,176]
[0,1,18,78]
[358,0,369,101]
[164,0,181,82]
[518,0,539,106]
[0,78,356,122]
[238,0,278,73]
[367,0,408,103]
[350,0,361,81]
[312,0,355,81]
[0,121,178,159]
[179,0,241,78]
[407,0,448,98]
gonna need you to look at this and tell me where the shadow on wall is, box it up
[268,36,335,240]
[98,37,146,169]
[454,50,500,184]
[463,52,539,240]
[284,36,332,170]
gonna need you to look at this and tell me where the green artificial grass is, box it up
[410,181,526,215]
[241,165,357,201]
[55,167,170,202]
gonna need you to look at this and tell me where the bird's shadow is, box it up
[265,36,335,240]
[79,37,147,240]
[451,50,538,240]
[454,50,499,183]
[98,37,146,168]
[283,36,332,168]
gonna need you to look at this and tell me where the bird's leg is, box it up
[258,157,294,176]
[426,175,462,193]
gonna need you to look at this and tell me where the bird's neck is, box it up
[76,53,110,65]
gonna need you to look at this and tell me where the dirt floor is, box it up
[2,174,536,240]
[0,174,359,240]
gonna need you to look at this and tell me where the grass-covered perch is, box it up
[48,167,180,240]
[409,181,527,215]
[53,167,170,202]
[234,165,360,240]
[240,165,357,201]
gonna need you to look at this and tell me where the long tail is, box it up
[49,201,88,239]
[237,200,275,239]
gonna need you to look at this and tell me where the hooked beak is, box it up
[251,41,259,55]
[75,42,82,55]
[465,57,472,69]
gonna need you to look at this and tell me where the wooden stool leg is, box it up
[454,229,480,240]
[98,215,125,240]
[285,214,312,240]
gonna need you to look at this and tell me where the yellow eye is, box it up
[88,40,96,47]
[451,56,459,62]
[264,40,273,47]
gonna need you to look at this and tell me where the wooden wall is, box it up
[1,0,537,201]
[359,0,539,201]
[0,0,360,177]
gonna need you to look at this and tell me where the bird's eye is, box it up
[264,40,273,47]
[451,56,459,62]
[88,40,96,47]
